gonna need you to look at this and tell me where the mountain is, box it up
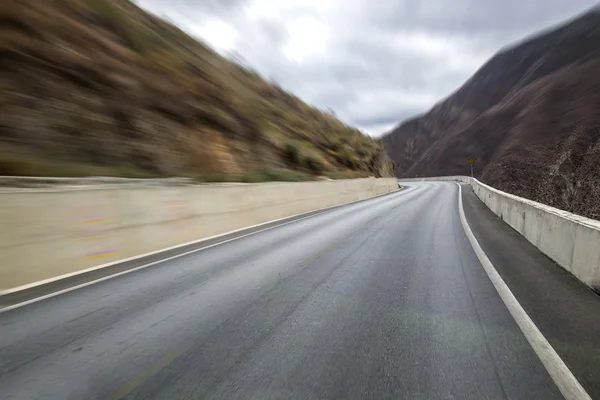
[0,0,393,181]
[382,9,600,219]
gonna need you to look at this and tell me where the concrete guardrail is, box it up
[400,176,600,291]
[0,178,399,292]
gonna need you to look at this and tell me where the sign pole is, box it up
[467,157,475,178]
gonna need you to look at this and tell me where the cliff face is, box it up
[382,10,600,219]
[0,0,393,180]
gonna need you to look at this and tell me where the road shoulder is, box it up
[461,184,600,398]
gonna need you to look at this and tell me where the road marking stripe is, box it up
[0,187,411,313]
[0,209,334,314]
[457,183,591,400]
[1,187,409,297]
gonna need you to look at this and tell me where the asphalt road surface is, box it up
[1,181,599,399]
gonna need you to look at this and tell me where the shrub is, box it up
[0,152,33,176]
[241,170,310,183]
[303,154,325,175]
[326,170,369,180]
[0,152,155,178]
[86,0,154,51]
[335,150,356,169]
[282,143,299,166]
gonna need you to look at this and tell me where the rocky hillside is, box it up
[382,9,600,219]
[0,0,393,181]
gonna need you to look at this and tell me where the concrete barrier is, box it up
[0,178,398,291]
[399,176,600,291]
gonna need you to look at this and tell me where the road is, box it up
[1,181,599,399]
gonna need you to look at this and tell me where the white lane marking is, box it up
[456,183,591,400]
[1,185,413,297]
[0,187,413,313]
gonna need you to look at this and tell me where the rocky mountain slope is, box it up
[0,0,393,181]
[382,9,600,219]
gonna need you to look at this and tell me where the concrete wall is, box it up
[400,176,600,290]
[0,178,398,291]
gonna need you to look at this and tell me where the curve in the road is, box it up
[0,182,599,399]
[457,183,591,400]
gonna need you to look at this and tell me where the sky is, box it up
[136,0,597,137]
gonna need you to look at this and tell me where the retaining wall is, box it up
[400,176,600,290]
[0,178,398,291]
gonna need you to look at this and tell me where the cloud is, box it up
[135,0,598,136]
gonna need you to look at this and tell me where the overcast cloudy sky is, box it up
[136,0,597,136]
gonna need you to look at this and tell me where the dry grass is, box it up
[0,0,393,180]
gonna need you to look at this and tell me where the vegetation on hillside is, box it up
[0,0,393,181]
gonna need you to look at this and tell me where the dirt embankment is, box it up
[0,0,394,181]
